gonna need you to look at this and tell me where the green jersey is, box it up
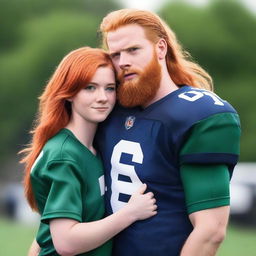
[30,128,112,256]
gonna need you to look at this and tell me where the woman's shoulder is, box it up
[43,129,85,163]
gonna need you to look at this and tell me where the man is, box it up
[97,9,241,256]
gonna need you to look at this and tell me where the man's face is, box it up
[107,24,161,107]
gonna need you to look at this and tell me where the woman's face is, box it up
[71,66,116,124]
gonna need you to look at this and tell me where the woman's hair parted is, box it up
[100,8,213,91]
[20,47,114,211]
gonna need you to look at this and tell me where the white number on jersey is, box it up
[30,151,44,173]
[98,175,105,196]
[110,140,143,212]
[178,90,224,106]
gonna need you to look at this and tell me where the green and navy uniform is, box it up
[97,85,241,256]
[30,128,112,256]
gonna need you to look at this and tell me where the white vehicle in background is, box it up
[230,163,256,226]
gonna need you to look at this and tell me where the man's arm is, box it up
[179,164,231,256]
[27,239,40,256]
[180,206,229,256]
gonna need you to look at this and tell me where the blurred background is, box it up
[0,0,255,255]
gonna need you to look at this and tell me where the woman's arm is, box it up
[50,183,157,256]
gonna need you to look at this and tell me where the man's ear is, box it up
[156,38,167,60]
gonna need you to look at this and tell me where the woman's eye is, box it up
[85,85,95,91]
[106,86,116,91]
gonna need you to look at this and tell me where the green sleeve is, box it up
[41,160,84,223]
[180,164,230,214]
[180,112,241,169]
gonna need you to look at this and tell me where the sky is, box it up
[120,0,256,13]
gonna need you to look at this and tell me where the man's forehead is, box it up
[107,24,148,52]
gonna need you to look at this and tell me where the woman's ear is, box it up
[156,38,167,60]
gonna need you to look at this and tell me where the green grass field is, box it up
[0,217,255,255]
[218,224,256,256]
[0,217,37,256]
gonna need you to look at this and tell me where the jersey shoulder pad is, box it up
[174,86,237,122]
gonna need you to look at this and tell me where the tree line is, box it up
[0,0,255,178]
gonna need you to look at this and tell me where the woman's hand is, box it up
[124,183,157,221]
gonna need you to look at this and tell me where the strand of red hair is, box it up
[100,8,213,91]
[19,47,113,211]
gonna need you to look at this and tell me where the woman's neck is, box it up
[65,118,98,155]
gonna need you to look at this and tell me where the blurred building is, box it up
[1,182,39,225]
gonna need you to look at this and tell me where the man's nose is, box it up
[119,52,131,70]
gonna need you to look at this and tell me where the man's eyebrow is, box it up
[109,45,141,56]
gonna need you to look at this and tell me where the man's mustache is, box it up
[118,69,140,83]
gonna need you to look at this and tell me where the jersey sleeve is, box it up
[179,112,241,174]
[41,160,84,223]
[180,164,230,214]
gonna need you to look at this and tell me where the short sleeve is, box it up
[179,112,241,173]
[41,160,84,223]
[180,164,230,214]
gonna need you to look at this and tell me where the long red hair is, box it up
[100,9,213,91]
[20,47,114,211]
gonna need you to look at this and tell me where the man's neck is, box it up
[143,71,178,108]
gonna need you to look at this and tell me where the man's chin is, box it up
[118,100,140,108]
[122,78,139,86]
[117,91,149,108]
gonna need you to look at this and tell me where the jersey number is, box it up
[178,90,224,106]
[110,140,143,212]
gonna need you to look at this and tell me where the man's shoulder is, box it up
[177,86,236,112]
[159,86,237,125]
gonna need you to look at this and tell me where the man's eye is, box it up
[111,53,120,59]
[128,47,138,52]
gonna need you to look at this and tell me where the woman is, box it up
[20,47,157,256]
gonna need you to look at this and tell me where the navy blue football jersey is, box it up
[97,85,241,256]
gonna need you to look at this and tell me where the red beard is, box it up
[117,51,161,107]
